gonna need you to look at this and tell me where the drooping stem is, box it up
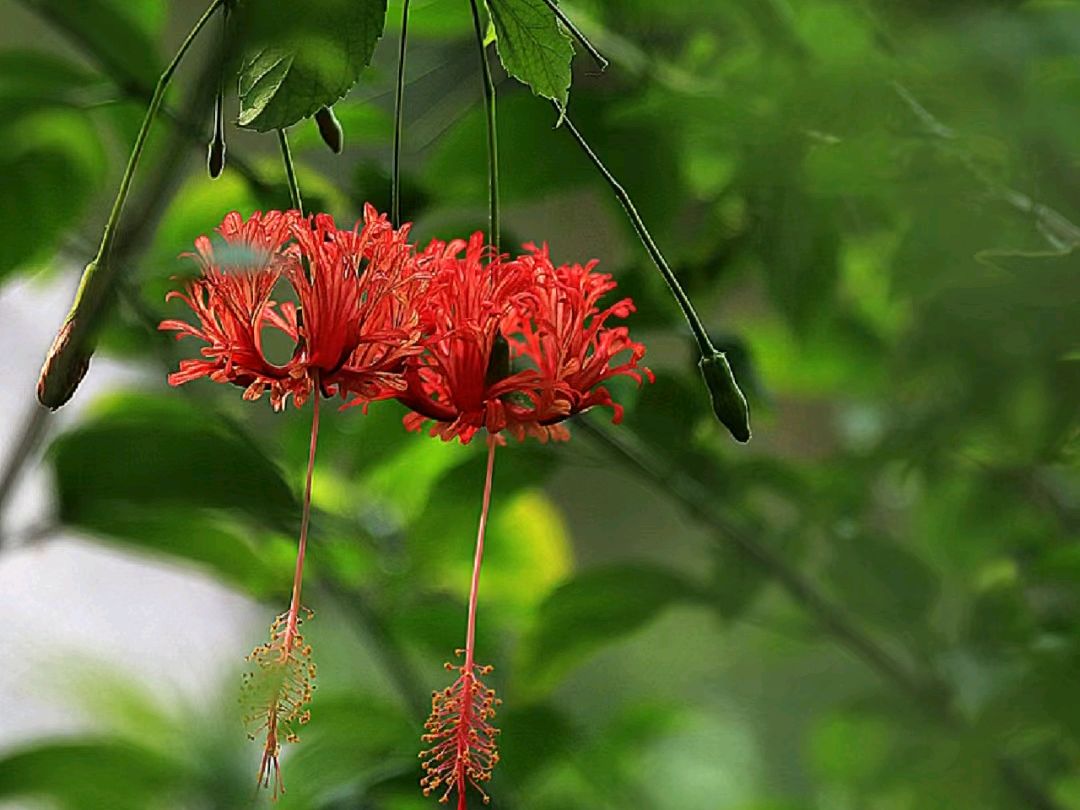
[538,0,608,71]
[558,110,751,441]
[277,129,304,214]
[467,0,501,251]
[392,0,411,228]
[558,110,713,355]
[36,0,226,409]
[285,392,321,643]
[96,0,224,258]
[464,434,497,669]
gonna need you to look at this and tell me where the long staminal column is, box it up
[243,392,322,798]
[421,435,502,808]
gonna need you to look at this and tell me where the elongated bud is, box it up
[209,4,228,178]
[208,83,226,178]
[699,350,751,443]
[37,264,96,409]
[485,333,510,387]
[314,106,343,154]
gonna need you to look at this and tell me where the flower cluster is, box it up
[162,208,650,438]
[161,207,650,806]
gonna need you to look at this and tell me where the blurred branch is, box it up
[891,81,1080,250]
[577,417,1066,810]
[578,418,949,712]
[0,406,50,533]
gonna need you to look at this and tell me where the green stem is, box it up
[277,129,303,214]
[97,0,224,260]
[36,0,226,409]
[559,110,713,355]
[467,0,501,250]
[392,0,411,227]
[538,0,608,70]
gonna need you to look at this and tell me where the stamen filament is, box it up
[465,433,497,668]
[284,390,321,647]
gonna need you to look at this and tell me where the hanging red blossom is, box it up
[160,206,429,798]
[397,236,652,443]
[408,238,651,810]
[159,205,427,409]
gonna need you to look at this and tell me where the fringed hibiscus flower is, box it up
[160,204,426,409]
[397,236,651,443]
[405,236,651,809]
[160,206,427,797]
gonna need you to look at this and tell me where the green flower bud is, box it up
[699,350,751,443]
[314,106,343,154]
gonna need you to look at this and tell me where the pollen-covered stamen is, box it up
[242,389,321,800]
[419,435,500,809]
[420,653,501,808]
[241,608,317,800]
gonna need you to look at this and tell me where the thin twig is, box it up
[0,406,50,535]
[277,129,303,213]
[467,0,501,250]
[391,0,411,228]
[577,418,948,713]
[538,0,608,71]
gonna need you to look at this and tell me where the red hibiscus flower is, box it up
[159,205,426,409]
[398,235,652,443]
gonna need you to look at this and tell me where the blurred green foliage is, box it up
[0,0,1078,808]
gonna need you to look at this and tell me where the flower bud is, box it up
[314,106,343,154]
[207,132,226,178]
[37,269,95,410]
[699,350,750,443]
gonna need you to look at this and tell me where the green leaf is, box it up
[0,739,178,809]
[755,179,841,333]
[50,392,297,532]
[28,0,163,83]
[0,51,98,121]
[74,506,280,595]
[487,0,574,106]
[810,711,897,788]
[0,109,105,281]
[236,0,389,132]
[516,564,703,698]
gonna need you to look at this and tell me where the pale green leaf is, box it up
[487,0,574,106]
[236,0,389,132]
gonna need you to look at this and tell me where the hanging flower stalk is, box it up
[159,206,428,796]
[401,235,652,807]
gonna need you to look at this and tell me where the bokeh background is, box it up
[1,0,1079,808]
